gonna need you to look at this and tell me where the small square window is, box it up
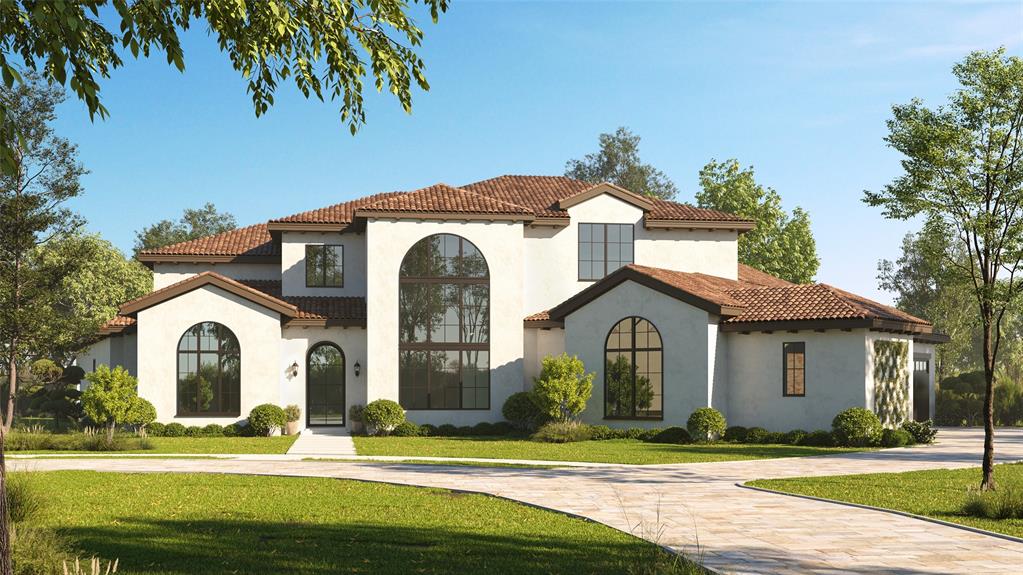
[306,245,343,287]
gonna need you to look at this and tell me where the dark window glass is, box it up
[784,342,806,397]
[177,322,240,416]
[398,234,490,410]
[306,245,344,287]
[579,223,634,280]
[307,343,345,425]
[605,317,663,419]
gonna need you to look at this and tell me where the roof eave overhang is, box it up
[528,216,570,228]
[355,209,535,223]
[523,320,565,329]
[136,254,280,268]
[266,222,351,233]
[721,318,937,335]
[548,267,743,321]
[284,318,367,328]
[120,275,298,318]
[644,219,756,233]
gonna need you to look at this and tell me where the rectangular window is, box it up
[783,342,805,397]
[305,245,343,287]
[579,223,634,280]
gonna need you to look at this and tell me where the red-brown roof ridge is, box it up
[357,183,535,216]
[138,223,275,257]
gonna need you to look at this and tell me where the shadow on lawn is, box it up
[61,517,685,575]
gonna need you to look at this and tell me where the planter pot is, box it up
[285,421,301,436]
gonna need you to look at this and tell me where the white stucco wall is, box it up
[523,327,566,387]
[280,231,367,297]
[564,281,713,429]
[727,330,870,431]
[76,337,110,380]
[152,262,279,289]
[364,218,525,425]
[280,326,367,430]
[136,285,284,425]
[522,193,739,315]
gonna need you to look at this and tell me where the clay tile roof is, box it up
[737,264,794,288]
[236,280,366,322]
[138,223,276,258]
[647,199,751,222]
[99,315,136,334]
[625,264,747,309]
[357,183,535,216]
[271,191,407,224]
[524,310,551,322]
[723,284,931,326]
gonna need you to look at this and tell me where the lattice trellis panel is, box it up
[873,340,910,427]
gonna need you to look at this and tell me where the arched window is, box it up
[307,342,345,426]
[605,317,662,419]
[398,234,489,410]
[177,322,240,416]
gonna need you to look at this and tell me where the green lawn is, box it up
[14,436,298,455]
[353,436,866,465]
[23,471,696,574]
[748,463,1023,538]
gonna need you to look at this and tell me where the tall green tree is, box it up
[565,127,679,200]
[35,232,152,364]
[0,74,84,574]
[864,49,1023,490]
[0,0,449,174]
[697,159,820,283]
[134,203,236,256]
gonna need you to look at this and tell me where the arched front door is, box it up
[307,342,345,426]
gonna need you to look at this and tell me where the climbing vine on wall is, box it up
[873,340,910,427]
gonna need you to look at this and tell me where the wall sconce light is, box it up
[288,361,299,378]
[354,361,361,377]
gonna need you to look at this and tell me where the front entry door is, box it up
[913,356,930,422]
[307,343,346,426]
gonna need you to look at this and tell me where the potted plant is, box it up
[349,404,365,434]
[284,404,301,435]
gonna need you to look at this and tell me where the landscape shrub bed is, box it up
[936,370,1023,427]
[7,430,152,452]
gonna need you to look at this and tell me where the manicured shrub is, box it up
[185,425,204,437]
[222,423,241,437]
[202,423,225,437]
[530,421,592,443]
[163,422,186,437]
[723,426,749,443]
[623,427,647,440]
[392,421,424,437]
[126,398,157,432]
[647,426,691,445]
[800,429,834,447]
[362,399,406,436]
[687,407,726,442]
[502,391,545,431]
[471,422,496,436]
[744,427,769,444]
[81,364,143,441]
[880,428,914,448]
[248,403,288,436]
[762,431,785,444]
[901,420,937,444]
[782,429,808,445]
[146,422,166,437]
[436,424,458,436]
[490,421,515,436]
[588,425,619,440]
[832,407,883,447]
[457,425,473,436]
[963,487,1023,519]
[419,423,437,437]
[637,428,664,442]
[530,354,594,423]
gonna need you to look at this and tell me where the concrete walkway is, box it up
[13,428,1023,574]
[285,427,357,456]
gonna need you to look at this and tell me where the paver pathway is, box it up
[285,426,357,456]
[14,428,1023,574]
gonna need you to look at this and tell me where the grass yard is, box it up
[14,435,298,455]
[353,436,867,465]
[23,471,695,574]
[748,463,1023,538]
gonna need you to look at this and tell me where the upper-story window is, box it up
[306,245,343,287]
[579,223,634,281]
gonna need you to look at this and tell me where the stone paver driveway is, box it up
[13,428,1023,574]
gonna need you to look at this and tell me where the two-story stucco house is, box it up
[81,175,946,432]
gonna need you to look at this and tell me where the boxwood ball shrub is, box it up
[687,408,726,441]
[744,427,769,444]
[419,423,437,437]
[146,422,166,437]
[435,424,458,437]
[800,429,834,447]
[782,429,808,445]
[647,426,691,445]
[723,426,748,443]
[502,391,545,431]
[163,422,186,437]
[248,403,288,436]
[222,423,241,437]
[831,407,883,447]
[880,428,914,448]
[763,431,786,444]
[202,423,225,437]
[901,420,937,444]
[185,425,204,437]
[362,399,405,435]
[391,421,424,437]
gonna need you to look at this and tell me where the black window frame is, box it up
[604,316,664,420]
[176,321,241,417]
[398,234,490,411]
[578,223,634,281]
[783,342,806,397]
[305,244,344,288]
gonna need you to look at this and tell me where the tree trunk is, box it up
[981,314,997,491]
[107,421,116,443]
[0,422,12,575]
[3,355,14,434]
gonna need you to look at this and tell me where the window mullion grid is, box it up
[630,317,637,418]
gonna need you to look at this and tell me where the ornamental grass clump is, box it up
[963,486,1023,520]
[530,421,592,443]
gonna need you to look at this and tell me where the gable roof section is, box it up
[355,183,535,221]
[548,264,747,321]
[119,272,298,317]
[557,182,655,211]
[136,223,278,264]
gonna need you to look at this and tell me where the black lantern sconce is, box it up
[354,361,361,377]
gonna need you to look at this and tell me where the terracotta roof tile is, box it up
[358,183,534,216]
[723,284,931,326]
[138,223,276,257]
[235,280,366,322]
[737,264,795,288]
[271,192,406,224]
[524,310,551,322]
[625,264,747,309]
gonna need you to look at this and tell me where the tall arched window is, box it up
[605,317,663,419]
[399,234,489,410]
[177,322,240,416]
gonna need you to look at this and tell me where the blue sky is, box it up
[54,1,1022,303]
